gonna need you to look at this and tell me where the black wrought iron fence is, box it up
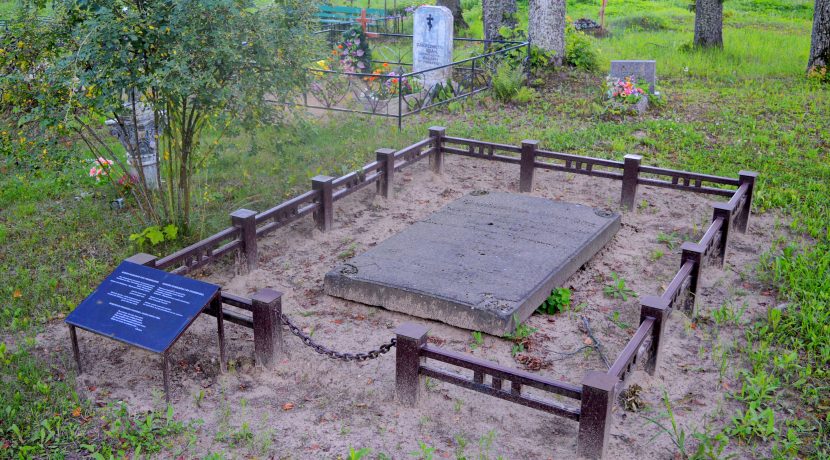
[299,33,530,128]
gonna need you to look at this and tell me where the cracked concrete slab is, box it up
[324,192,620,335]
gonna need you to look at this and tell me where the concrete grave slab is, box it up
[325,192,620,335]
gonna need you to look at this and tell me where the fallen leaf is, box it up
[583,337,594,346]
[12,290,21,299]
[282,402,295,411]
[72,407,81,417]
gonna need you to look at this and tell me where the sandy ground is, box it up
[37,153,780,459]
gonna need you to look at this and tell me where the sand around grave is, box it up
[325,192,620,335]
[38,154,781,458]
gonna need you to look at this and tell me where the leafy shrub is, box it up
[565,24,598,72]
[490,61,525,102]
[495,26,557,73]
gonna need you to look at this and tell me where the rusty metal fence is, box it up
[127,126,757,458]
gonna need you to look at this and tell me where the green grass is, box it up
[2,0,829,456]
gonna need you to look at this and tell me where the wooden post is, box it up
[519,140,538,193]
[712,203,733,268]
[162,351,171,404]
[251,288,283,369]
[394,322,429,406]
[376,148,396,199]
[577,371,618,459]
[620,154,642,211]
[68,325,82,374]
[735,171,758,233]
[428,126,446,174]
[125,253,157,267]
[640,295,669,375]
[680,242,704,317]
[213,295,227,373]
[231,209,258,271]
[312,175,335,231]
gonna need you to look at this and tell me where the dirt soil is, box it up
[37,154,781,459]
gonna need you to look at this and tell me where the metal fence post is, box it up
[251,288,283,369]
[712,203,733,268]
[312,175,335,231]
[231,209,259,271]
[125,253,158,267]
[736,171,759,233]
[679,242,704,317]
[640,295,669,376]
[519,140,538,193]
[376,148,397,198]
[577,371,617,459]
[428,126,446,174]
[620,154,642,211]
[395,322,429,406]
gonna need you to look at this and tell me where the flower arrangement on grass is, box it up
[602,75,650,116]
[605,76,646,104]
[363,63,423,99]
[338,28,372,73]
[88,157,114,181]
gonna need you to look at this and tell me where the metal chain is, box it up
[281,314,396,362]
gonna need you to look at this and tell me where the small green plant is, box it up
[432,80,457,103]
[603,272,637,301]
[728,403,777,441]
[338,242,358,260]
[512,86,538,104]
[537,287,572,315]
[657,231,682,250]
[710,301,747,326]
[609,311,631,330]
[347,446,372,460]
[491,61,525,102]
[649,249,665,261]
[454,432,469,458]
[504,314,537,356]
[410,441,436,459]
[470,331,484,350]
[504,315,537,341]
[642,391,690,458]
[129,224,179,247]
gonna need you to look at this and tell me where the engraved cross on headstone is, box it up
[427,14,434,31]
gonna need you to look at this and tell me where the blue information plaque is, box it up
[66,261,220,354]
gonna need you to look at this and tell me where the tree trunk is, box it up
[437,0,469,31]
[694,0,723,48]
[528,0,566,65]
[483,0,518,40]
[809,0,830,69]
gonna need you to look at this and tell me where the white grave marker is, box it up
[412,6,453,91]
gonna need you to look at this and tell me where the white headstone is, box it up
[412,6,453,91]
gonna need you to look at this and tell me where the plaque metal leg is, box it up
[162,351,171,405]
[68,325,82,374]
[215,297,227,373]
